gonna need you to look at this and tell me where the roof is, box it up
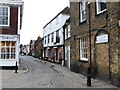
[43,6,70,29]
[0,0,23,5]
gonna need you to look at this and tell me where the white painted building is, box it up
[43,7,70,64]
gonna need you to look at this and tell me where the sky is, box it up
[20,0,69,45]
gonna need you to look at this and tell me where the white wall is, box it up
[43,13,70,48]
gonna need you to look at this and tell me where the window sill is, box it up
[78,59,88,63]
[96,9,107,16]
[79,20,86,25]
[0,26,10,28]
[65,37,70,40]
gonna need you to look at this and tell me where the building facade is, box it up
[43,7,70,64]
[20,44,30,55]
[70,1,120,86]
[64,18,71,68]
[0,0,24,67]
[29,40,35,56]
[34,36,42,59]
[39,38,44,60]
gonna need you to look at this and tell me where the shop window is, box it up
[80,37,89,61]
[96,0,106,14]
[0,41,16,59]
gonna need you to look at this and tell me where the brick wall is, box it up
[0,6,18,35]
[70,2,120,86]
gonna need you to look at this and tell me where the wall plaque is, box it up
[96,34,108,44]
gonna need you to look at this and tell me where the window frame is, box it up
[0,41,16,60]
[56,30,59,37]
[80,38,89,61]
[68,25,70,38]
[65,28,67,40]
[44,37,46,44]
[80,1,86,22]
[51,33,54,42]
[48,35,50,43]
[96,0,107,15]
[0,6,10,26]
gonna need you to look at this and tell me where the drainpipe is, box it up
[87,2,92,86]
[63,24,66,66]
[105,11,111,83]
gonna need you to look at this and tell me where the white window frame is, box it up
[0,41,16,60]
[80,1,86,22]
[68,25,70,38]
[51,33,54,42]
[44,37,46,44]
[0,6,10,26]
[48,35,50,43]
[96,0,107,14]
[65,25,70,40]
[80,38,89,61]
[65,28,67,40]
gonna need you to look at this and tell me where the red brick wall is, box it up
[0,6,18,35]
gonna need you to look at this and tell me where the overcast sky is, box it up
[20,0,69,45]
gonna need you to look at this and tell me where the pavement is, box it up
[1,56,119,88]
[1,59,28,83]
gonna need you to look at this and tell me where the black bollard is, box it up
[87,67,91,86]
[15,61,18,73]
[51,64,54,67]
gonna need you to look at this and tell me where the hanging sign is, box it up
[96,34,108,44]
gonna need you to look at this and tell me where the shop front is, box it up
[0,35,19,67]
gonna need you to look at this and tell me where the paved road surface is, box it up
[2,56,118,88]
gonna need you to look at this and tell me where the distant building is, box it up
[43,7,70,64]
[20,45,30,55]
[29,40,35,57]
[0,0,24,67]
[63,18,71,68]
[34,36,42,58]
[39,38,44,60]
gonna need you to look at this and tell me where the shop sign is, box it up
[96,34,108,44]
[0,37,17,40]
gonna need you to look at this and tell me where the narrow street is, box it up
[2,56,84,88]
[2,56,117,88]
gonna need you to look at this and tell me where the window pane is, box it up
[80,38,89,61]
[80,1,86,22]
[0,41,16,60]
[82,11,86,21]
[97,0,106,13]
[101,2,106,11]
[0,6,9,26]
